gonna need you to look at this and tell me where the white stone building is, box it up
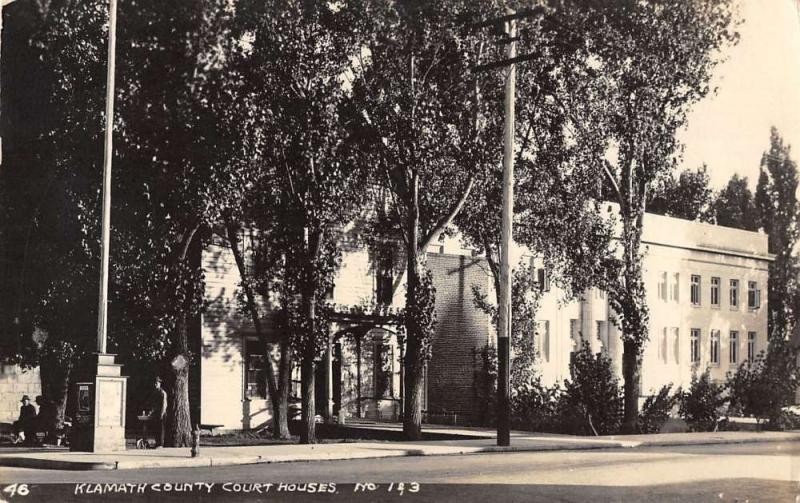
[533,209,772,395]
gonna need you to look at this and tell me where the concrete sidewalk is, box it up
[0,429,797,471]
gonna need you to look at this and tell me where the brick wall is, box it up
[426,253,492,425]
[0,365,40,424]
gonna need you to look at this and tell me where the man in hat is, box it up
[148,377,168,448]
[13,395,37,445]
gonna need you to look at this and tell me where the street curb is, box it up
[1,432,797,471]
[0,456,117,471]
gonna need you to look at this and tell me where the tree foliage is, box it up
[727,341,800,428]
[232,0,370,444]
[754,128,799,339]
[351,0,504,440]
[559,341,622,436]
[679,370,727,432]
[648,166,713,222]
[710,174,758,231]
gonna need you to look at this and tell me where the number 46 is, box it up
[3,484,30,498]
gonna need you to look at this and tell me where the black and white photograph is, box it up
[0,0,798,501]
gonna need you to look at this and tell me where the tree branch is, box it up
[420,174,475,252]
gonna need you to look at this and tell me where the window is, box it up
[536,320,550,362]
[375,248,394,305]
[373,338,393,398]
[245,339,267,400]
[691,275,701,306]
[596,320,608,355]
[690,329,701,363]
[747,281,761,310]
[730,279,739,309]
[672,327,680,364]
[569,319,581,358]
[537,268,551,293]
[729,331,739,364]
[710,277,720,307]
[658,328,668,364]
[657,272,668,301]
[747,332,756,362]
[670,273,680,303]
[710,330,720,365]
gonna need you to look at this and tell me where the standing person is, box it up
[150,377,168,448]
[35,396,57,444]
[13,395,37,445]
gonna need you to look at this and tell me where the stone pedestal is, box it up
[71,353,127,452]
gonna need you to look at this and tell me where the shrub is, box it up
[558,341,622,435]
[473,345,497,427]
[511,375,561,432]
[638,384,679,434]
[679,370,727,432]
[727,340,800,429]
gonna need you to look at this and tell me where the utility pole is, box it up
[496,11,516,448]
[474,5,545,447]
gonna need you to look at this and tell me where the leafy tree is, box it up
[232,0,369,444]
[457,1,616,370]
[351,0,502,440]
[679,370,726,432]
[0,0,107,431]
[576,0,738,433]
[648,166,713,222]
[6,0,244,446]
[754,128,799,340]
[710,174,758,230]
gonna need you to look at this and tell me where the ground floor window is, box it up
[690,329,700,363]
[729,331,738,364]
[710,330,720,365]
[537,320,551,362]
[245,338,267,399]
[747,332,757,363]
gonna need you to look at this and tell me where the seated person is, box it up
[12,395,37,445]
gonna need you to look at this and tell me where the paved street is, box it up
[1,441,797,502]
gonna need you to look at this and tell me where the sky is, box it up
[678,0,800,189]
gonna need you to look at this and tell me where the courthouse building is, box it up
[194,207,772,431]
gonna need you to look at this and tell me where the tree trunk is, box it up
[621,339,641,434]
[300,348,316,444]
[274,341,292,440]
[402,249,424,440]
[403,351,424,440]
[166,312,193,447]
[299,281,317,444]
[225,220,289,438]
[39,356,71,431]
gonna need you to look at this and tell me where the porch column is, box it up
[356,334,362,418]
[398,334,405,420]
[325,334,333,423]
